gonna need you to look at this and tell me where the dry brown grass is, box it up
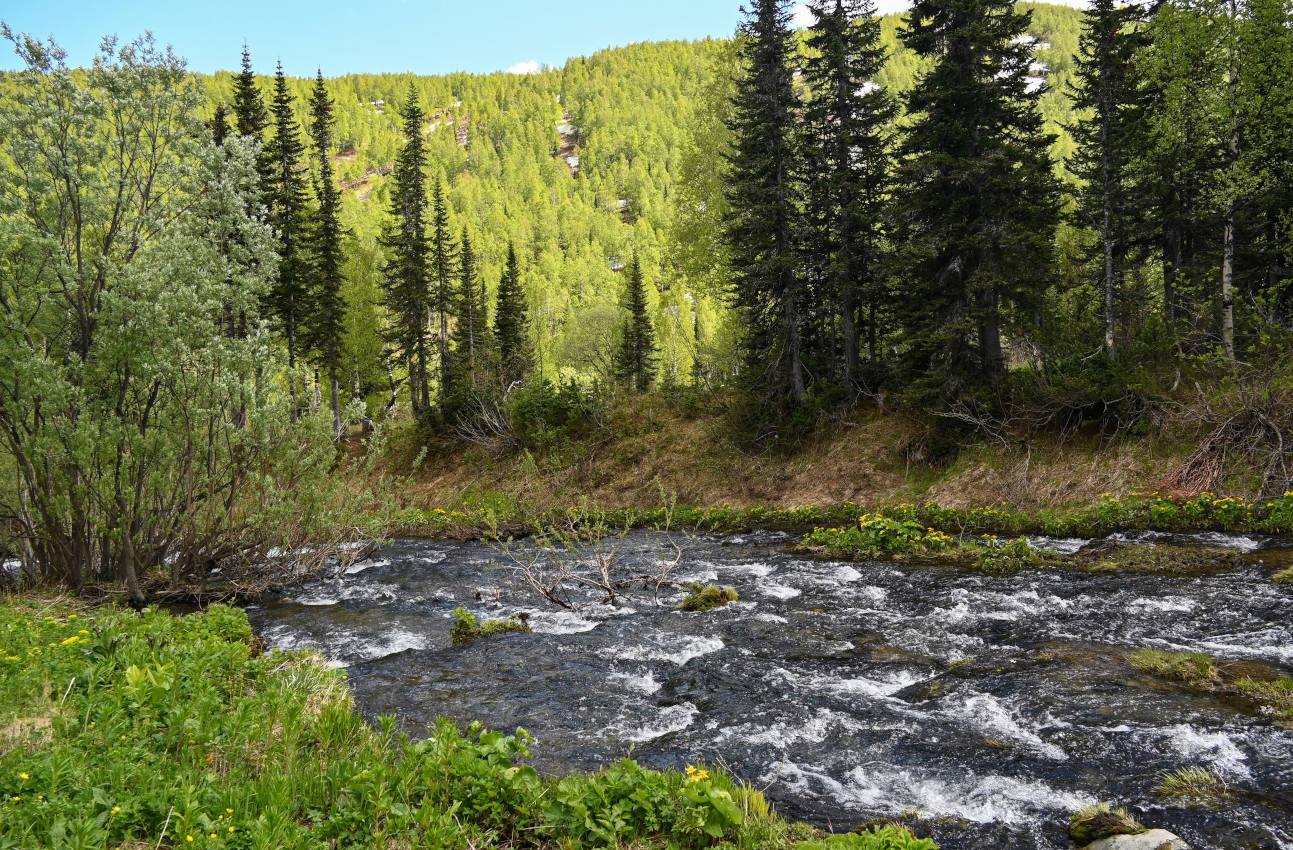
[358,402,1199,515]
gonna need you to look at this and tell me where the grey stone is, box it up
[1082,829,1191,850]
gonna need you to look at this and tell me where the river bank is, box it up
[0,596,932,850]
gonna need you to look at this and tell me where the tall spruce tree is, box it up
[493,243,532,387]
[306,70,346,435]
[1137,0,1225,335]
[430,176,457,409]
[800,0,896,392]
[380,86,433,417]
[263,62,312,421]
[231,46,271,187]
[1069,0,1152,355]
[724,0,808,409]
[613,254,658,392]
[892,0,1063,399]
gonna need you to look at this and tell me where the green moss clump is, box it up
[1128,649,1218,687]
[1068,803,1145,844]
[1154,766,1231,806]
[679,583,738,611]
[1273,566,1293,585]
[450,607,531,644]
[793,826,938,850]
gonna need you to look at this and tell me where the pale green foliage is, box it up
[0,31,337,596]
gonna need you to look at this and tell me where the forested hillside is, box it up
[196,2,1084,411]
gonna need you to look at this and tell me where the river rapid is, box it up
[247,530,1293,849]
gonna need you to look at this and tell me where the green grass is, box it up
[0,597,935,850]
[1153,766,1232,807]
[1128,649,1219,687]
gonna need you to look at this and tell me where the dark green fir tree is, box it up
[493,243,531,387]
[380,85,433,417]
[1069,0,1151,354]
[801,0,897,392]
[613,254,658,393]
[892,0,1063,401]
[263,61,313,421]
[723,0,807,411]
[306,70,347,435]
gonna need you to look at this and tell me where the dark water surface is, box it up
[247,531,1293,849]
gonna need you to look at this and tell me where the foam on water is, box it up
[759,583,801,600]
[1027,537,1091,555]
[258,622,430,666]
[1150,724,1252,778]
[611,634,725,666]
[608,702,699,742]
[608,668,662,694]
[345,557,391,576]
[527,610,601,634]
[943,693,1069,761]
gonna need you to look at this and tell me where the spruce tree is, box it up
[306,70,346,436]
[613,254,658,393]
[380,85,433,417]
[892,0,1063,400]
[231,45,271,187]
[1069,0,1151,355]
[800,0,896,393]
[493,242,532,387]
[263,62,312,421]
[724,0,808,410]
[430,176,457,409]
[211,103,230,147]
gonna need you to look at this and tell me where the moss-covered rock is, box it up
[679,583,738,611]
[1069,803,1146,845]
[450,607,531,644]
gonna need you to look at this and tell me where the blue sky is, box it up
[1,0,920,77]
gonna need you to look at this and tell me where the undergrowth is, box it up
[0,597,935,849]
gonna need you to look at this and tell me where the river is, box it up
[247,530,1293,849]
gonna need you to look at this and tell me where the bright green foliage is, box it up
[793,827,939,850]
[448,607,531,644]
[0,32,335,599]
[892,0,1063,401]
[804,515,955,559]
[613,254,658,392]
[678,584,739,611]
[0,600,892,849]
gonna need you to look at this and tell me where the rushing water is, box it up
[247,530,1293,849]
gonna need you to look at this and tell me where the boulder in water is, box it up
[1081,829,1191,850]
